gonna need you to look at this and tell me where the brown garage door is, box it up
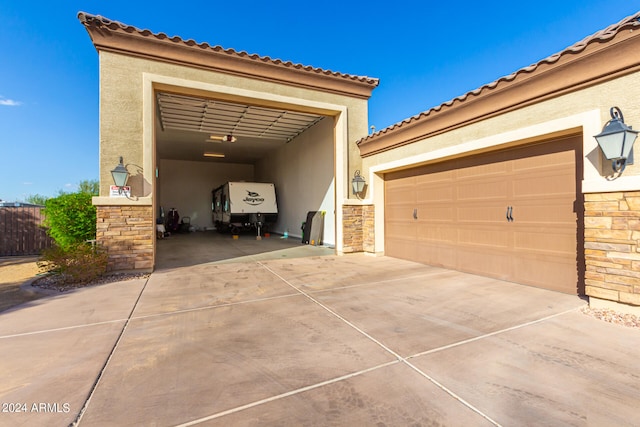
[385,135,583,294]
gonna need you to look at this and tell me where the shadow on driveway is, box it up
[155,230,334,269]
[1,254,640,426]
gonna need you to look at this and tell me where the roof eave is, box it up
[358,12,640,156]
[78,12,379,100]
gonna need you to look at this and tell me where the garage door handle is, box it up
[413,208,418,219]
[506,206,514,222]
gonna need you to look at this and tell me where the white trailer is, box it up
[212,182,278,234]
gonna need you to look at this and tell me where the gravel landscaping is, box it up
[31,271,150,292]
[580,306,640,329]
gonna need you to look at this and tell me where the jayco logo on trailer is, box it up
[243,190,265,206]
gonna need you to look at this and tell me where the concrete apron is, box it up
[1,254,640,426]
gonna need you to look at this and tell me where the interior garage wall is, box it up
[255,117,335,245]
[158,159,254,230]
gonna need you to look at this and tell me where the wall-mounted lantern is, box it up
[110,156,130,193]
[594,107,638,173]
[352,170,366,197]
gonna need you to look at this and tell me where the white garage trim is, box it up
[142,73,349,251]
[94,73,352,250]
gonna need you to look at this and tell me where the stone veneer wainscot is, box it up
[342,204,375,253]
[96,205,154,271]
[585,191,640,314]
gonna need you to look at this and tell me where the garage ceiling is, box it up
[156,92,325,164]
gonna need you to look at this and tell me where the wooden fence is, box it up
[0,206,53,256]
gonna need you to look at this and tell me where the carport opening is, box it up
[153,91,338,268]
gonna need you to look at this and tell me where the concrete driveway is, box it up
[1,252,639,426]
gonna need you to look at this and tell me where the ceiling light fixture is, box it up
[209,134,237,143]
[204,152,225,158]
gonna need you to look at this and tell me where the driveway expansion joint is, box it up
[70,275,152,427]
[0,318,129,339]
[129,292,302,321]
[408,305,586,359]
[173,361,401,426]
[257,261,503,427]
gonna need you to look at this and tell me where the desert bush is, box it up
[38,243,108,285]
[43,192,96,250]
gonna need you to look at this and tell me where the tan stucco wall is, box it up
[255,117,336,244]
[97,51,371,200]
[362,71,640,181]
[98,53,146,198]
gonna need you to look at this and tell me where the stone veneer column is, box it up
[342,204,375,253]
[362,205,375,253]
[585,191,640,314]
[96,205,154,271]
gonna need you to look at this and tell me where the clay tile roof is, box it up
[77,12,379,88]
[358,10,640,145]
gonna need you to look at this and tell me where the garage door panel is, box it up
[416,224,457,242]
[457,179,509,202]
[457,153,508,176]
[416,185,454,203]
[455,246,511,280]
[512,174,575,198]
[509,204,577,223]
[385,190,415,206]
[458,205,510,223]
[385,135,582,294]
[513,227,576,254]
[385,176,415,195]
[458,227,510,248]
[509,193,578,221]
[416,241,457,268]
[415,169,455,184]
[416,205,455,222]
[386,205,416,222]
[511,147,575,171]
[456,163,509,179]
[513,253,578,291]
[386,221,417,237]
[387,239,419,263]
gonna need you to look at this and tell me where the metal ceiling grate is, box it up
[157,92,324,141]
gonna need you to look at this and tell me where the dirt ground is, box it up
[0,256,43,312]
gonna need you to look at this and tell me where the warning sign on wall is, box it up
[110,185,131,198]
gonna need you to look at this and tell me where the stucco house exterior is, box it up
[79,11,640,315]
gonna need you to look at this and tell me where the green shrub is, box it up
[38,243,108,285]
[43,192,96,250]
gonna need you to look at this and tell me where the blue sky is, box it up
[1,1,639,202]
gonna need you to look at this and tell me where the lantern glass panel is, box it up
[595,132,626,160]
